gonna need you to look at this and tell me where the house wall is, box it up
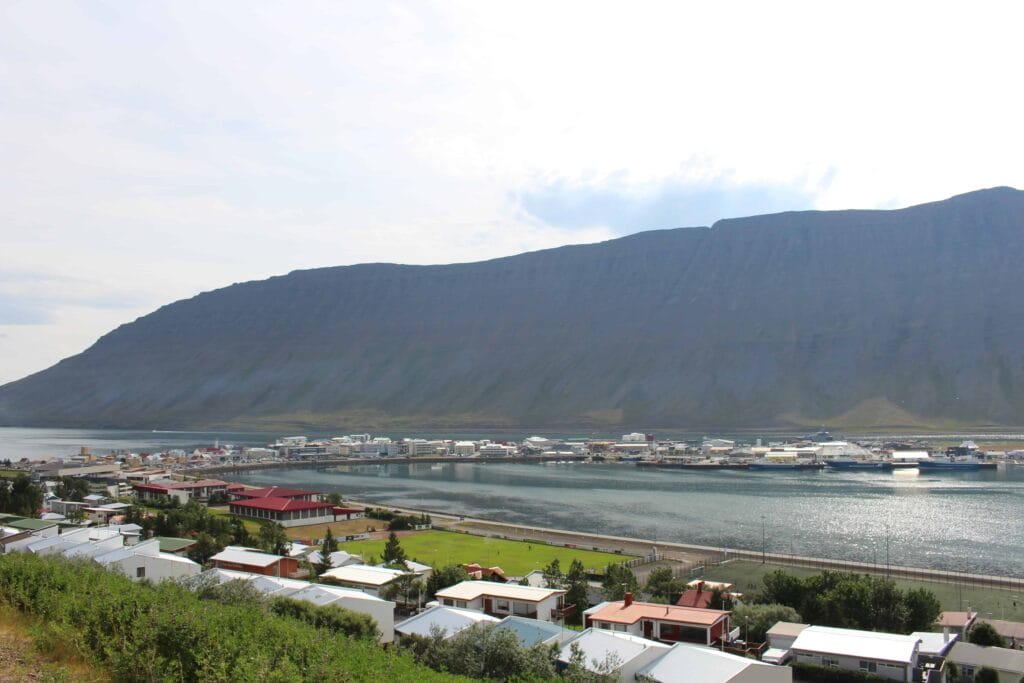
[111,554,200,582]
[213,558,298,577]
[334,596,396,644]
[794,651,911,682]
[732,665,792,683]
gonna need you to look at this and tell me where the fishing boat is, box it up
[825,458,895,471]
[747,460,824,471]
[917,454,995,470]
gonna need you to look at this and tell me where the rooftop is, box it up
[8,518,58,531]
[321,564,409,586]
[767,621,810,638]
[435,580,564,603]
[909,631,958,657]
[637,642,780,683]
[494,616,568,646]
[153,536,197,553]
[210,546,287,568]
[587,600,729,627]
[558,629,669,668]
[936,611,977,628]
[233,486,319,499]
[949,642,1024,672]
[791,625,921,664]
[229,497,335,513]
[396,605,499,638]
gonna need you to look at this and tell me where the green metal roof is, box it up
[153,536,196,552]
[7,518,58,531]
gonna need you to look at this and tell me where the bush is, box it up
[0,553,465,682]
[792,663,892,683]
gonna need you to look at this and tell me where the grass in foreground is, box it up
[339,529,636,575]
[0,606,105,682]
[697,560,1024,622]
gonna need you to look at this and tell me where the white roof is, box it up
[910,631,958,656]
[792,625,920,664]
[558,629,669,669]
[320,564,409,586]
[638,642,776,682]
[288,584,384,606]
[436,580,564,603]
[210,546,285,568]
[395,605,499,638]
[307,550,363,567]
[949,642,1024,672]
[767,622,810,638]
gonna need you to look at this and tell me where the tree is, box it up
[1,475,44,517]
[425,564,470,599]
[257,521,291,556]
[409,623,556,681]
[601,564,638,601]
[382,573,424,608]
[381,531,407,566]
[55,476,89,502]
[316,527,339,575]
[974,667,1000,683]
[324,492,343,505]
[706,586,734,612]
[564,559,590,626]
[731,604,802,643]
[969,622,1007,648]
[903,587,941,632]
[644,567,683,603]
[542,558,564,589]
[563,640,622,683]
[188,532,222,565]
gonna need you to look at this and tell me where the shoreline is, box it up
[341,498,1024,591]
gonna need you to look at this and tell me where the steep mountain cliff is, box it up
[3,187,1024,430]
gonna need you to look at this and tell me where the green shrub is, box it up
[792,663,892,683]
[0,553,465,682]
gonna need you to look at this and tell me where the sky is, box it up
[2,1,1023,384]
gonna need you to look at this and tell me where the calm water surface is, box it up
[228,462,1024,577]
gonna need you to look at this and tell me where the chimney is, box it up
[624,592,633,607]
[697,581,705,593]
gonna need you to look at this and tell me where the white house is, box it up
[558,629,670,683]
[790,625,921,682]
[95,538,201,582]
[319,564,410,597]
[395,605,499,640]
[584,596,731,646]
[637,642,792,683]
[946,642,1024,683]
[434,581,568,622]
[195,568,396,643]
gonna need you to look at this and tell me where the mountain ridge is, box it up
[3,186,1024,430]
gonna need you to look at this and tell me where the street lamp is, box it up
[761,516,766,564]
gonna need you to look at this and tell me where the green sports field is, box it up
[339,530,635,576]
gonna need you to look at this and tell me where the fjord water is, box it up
[229,462,1024,577]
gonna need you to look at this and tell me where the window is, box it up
[597,622,611,630]
[136,566,146,578]
[455,600,467,608]
[823,657,839,668]
[613,624,627,632]
[442,599,454,606]
[496,600,509,612]
[513,602,531,616]
[859,661,877,673]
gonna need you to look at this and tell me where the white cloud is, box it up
[1,0,1023,382]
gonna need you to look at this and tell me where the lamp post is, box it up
[761,516,766,564]
[884,524,890,577]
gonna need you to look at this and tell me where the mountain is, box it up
[3,187,1024,431]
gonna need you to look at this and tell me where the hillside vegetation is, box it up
[3,187,1024,429]
[0,553,466,683]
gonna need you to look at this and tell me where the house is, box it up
[494,615,573,647]
[936,611,978,639]
[677,580,739,609]
[790,625,921,682]
[557,629,670,683]
[153,537,197,555]
[95,538,201,581]
[764,621,809,664]
[132,478,231,503]
[48,500,89,517]
[980,619,1024,648]
[395,605,499,640]
[946,642,1024,683]
[585,595,731,646]
[320,564,410,597]
[463,563,507,581]
[209,546,300,578]
[637,642,792,683]
[332,507,364,520]
[306,549,363,569]
[434,580,570,622]
[196,568,396,643]
[227,497,339,527]
[911,631,958,679]
[5,518,60,538]
[85,502,131,524]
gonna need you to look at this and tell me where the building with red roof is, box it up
[132,479,232,502]
[228,497,340,527]
[584,594,731,646]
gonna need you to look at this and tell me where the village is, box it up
[2,455,1024,683]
